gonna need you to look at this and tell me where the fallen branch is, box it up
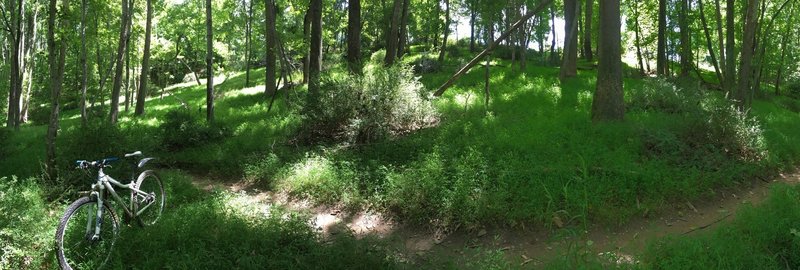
[682,213,732,235]
[433,0,554,97]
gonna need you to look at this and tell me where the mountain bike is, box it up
[55,151,165,270]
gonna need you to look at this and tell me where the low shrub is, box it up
[784,80,800,99]
[302,51,438,143]
[160,108,229,150]
[410,56,441,74]
[0,177,57,270]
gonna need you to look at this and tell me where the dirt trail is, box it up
[190,171,800,268]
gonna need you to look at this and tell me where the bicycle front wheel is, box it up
[134,170,165,227]
[55,196,119,270]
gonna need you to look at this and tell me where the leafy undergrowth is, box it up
[0,171,399,269]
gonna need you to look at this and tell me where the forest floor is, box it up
[189,169,800,268]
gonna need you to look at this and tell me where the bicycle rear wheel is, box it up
[55,196,119,270]
[133,170,165,227]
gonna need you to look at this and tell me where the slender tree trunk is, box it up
[347,0,362,72]
[206,0,214,122]
[714,0,726,74]
[265,0,277,96]
[549,7,557,65]
[775,3,795,95]
[245,0,253,87]
[657,0,667,76]
[437,0,450,63]
[80,0,88,126]
[7,0,22,129]
[724,0,736,96]
[559,0,579,80]
[699,0,723,84]
[397,0,410,58]
[109,0,130,124]
[592,0,624,122]
[45,0,69,179]
[583,0,593,61]
[470,1,476,52]
[384,0,403,65]
[135,0,153,116]
[484,24,492,108]
[679,0,692,77]
[735,0,759,109]
[302,11,310,84]
[125,34,131,112]
[307,0,323,110]
[634,0,645,75]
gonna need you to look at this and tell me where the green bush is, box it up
[784,80,800,99]
[303,52,438,143]
[0,177,57,270]
[410,56,441,74]
[58,121,130,190]
[161,108,229,150]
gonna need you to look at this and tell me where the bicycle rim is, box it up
[135,171,165,226]
[57,199,118,270]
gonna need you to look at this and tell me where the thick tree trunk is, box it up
[265,0,277,96]
[397,0,410,58]
[679,0,692,77]
[384,0,403,65]
[206,0,215,122]
[735,0,759,109]
[657,0,667,76]
[583,0,593,61]
[699,0,723,84]
[7,0,22,129]
[559,0,579,80]
[109,0,130,124]
[347,0,361,72]
[307,0,323,110]
[438,0,450,63]
[592,0,624,122]
[45,0,68,179]
[135,0,153,116]
[724,0,736,96]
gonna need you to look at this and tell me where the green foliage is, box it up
[303,52,438,143]
[0,177,56,270]
[161,108,229,151]
[785,80,800,99]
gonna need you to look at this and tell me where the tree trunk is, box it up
[775,2,795,95]
[245,0,253,87]
[633,0,645,75]
[45,0,68,179]
[699,0,723,84]
[125,32,131,112]
[136,0,153,116]
[583,0,593,61]
[470,1,476,52]
[549,7,557,65]
[657,0,667,76]
[735,0,759,109]
[679,0,692,77]
[484,24,492,109]
[592,0,624,122]
[384,0,403,65]
[80,0,88,125]
[109,0,130,124]
[307,0,323,110]
[7,0,22,129]
[302,10,310,84]
[265,0,277,96]
[724,0,736,96]
[397,0,410,58]
[206,0,215,122]
[559,0,579,80]
[714,0,725,74]
[347,0,362,72]
[438,0,450,63]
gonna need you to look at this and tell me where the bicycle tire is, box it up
[55,196,119,270]
[133,170,165,227]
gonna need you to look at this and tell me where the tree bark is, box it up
[699,0,723,84]
[245,0,253,87]
[136,0,153,116]
[6,0,22,129]
[657,0,667,76]
[206,0,214,122]
[714,0,726,73]
[775,2,795,95]
[679,0,692,77]
[437,0,450,63]
[549,7,557,65]
[307,0,323,110]
[724,0,736,96]
[559,0,579,80]
[592,0,623,122]
[347,0,361,72]
[484,24,493,108]
[434,0,554,96]
[735,0,759,109]
[109,0,131,124]
[80,0,88,126]
[45,0,68,179]
[470,1,476,52]
[633,0,645,75]
[384,0,403,65]
[397,0,410,58]
[583,0,593,61]
[265,0,277,96]
[302,10,310,84]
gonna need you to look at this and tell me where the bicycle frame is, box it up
[86,167,155,240]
